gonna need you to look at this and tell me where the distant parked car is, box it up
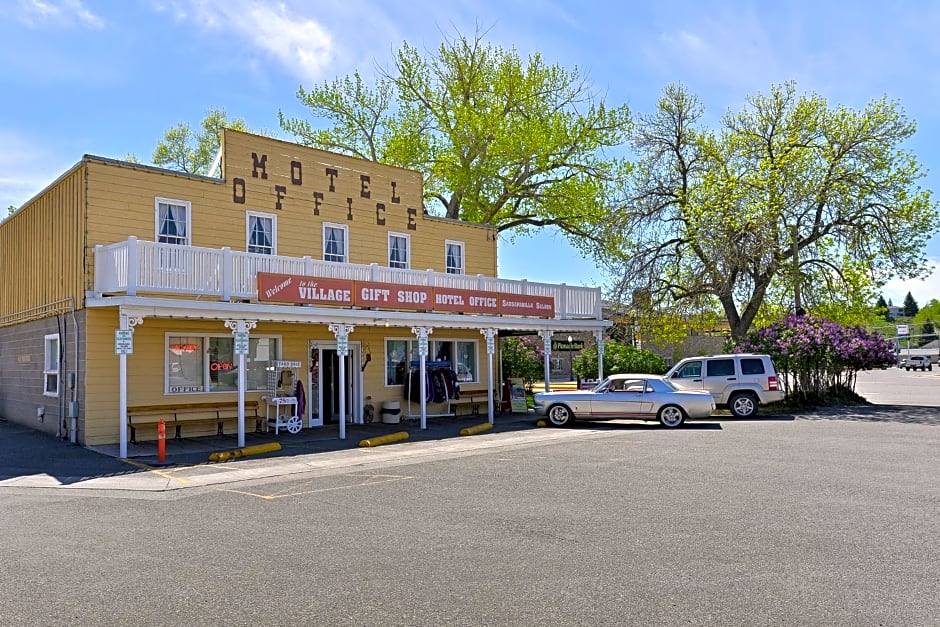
[664,353,785,418]
[902,355,932,371]
[533,374,715,428]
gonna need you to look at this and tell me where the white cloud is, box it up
[16,0,104,30]
[161,0,337,83]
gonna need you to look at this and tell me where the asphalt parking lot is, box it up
[2,382,939,626]
[2,368,939,625]
[0,366,936,492]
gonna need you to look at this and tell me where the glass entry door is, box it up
[308,340,361,426]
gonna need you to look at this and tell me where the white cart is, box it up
[263,360,303,434]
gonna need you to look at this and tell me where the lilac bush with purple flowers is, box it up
[732,314,896,401]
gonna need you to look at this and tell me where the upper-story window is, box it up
[324,223,348,263]
[155,198,191,245]
[389,232,410,269]
[445,240,464,274]
[247,211,276,255]
[43,333,60,397]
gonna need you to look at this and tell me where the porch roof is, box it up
[86,295,612,334]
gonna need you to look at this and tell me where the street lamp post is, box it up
[567,335,574,382]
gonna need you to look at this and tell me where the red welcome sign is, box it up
[257,273,354,306]
[256,272,555,318]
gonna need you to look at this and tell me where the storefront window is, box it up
[168,336,205,393]
[454,341,477,382]
[385,338,478,386]
[385,339,412,386]
[167,335,279,394]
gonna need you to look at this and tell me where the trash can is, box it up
[381,400,401,424]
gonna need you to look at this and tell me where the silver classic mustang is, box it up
[534,374,716,428]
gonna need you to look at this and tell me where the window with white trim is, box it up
[166,334,280,394]
[155,198,191,245]
[388,232,410,269]
[445,240,464,274]
[247,211,276,255]
[43,334,60,397]
[384,338,479,386]
[323,223,348,263]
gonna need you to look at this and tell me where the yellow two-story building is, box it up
[0,129,609,457]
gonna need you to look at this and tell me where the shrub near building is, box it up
[573,340,667,379]
[732,315,896,404]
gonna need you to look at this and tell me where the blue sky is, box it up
[4,0,940,306]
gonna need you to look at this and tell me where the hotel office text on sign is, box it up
[257,273,555,318]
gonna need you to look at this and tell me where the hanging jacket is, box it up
[294,379,306,417]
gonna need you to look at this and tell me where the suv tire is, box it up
[729,392,758,418]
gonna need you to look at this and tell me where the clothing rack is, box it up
[403,360,458,419]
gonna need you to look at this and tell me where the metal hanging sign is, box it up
[115,329,133,355]
[234,331,249,355]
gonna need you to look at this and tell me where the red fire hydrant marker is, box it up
[157,418,166,464]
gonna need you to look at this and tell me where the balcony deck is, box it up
[93,237,603,320]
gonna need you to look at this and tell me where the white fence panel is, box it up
[93,238,603,319]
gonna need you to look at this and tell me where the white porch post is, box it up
[539,330,554,393]
[594,330,605,382]
[412,326,433,430]
[224,319,257,448]
[481,328,497,424]
[118,313,143,459]
[328,323,354,439]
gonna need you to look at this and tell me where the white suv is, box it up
[902,355,932,371]
[664,354,785,418]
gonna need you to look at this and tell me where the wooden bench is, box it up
[126,401,261,444]
[450,391,495,416]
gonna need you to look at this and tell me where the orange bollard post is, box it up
[157,418,166,464]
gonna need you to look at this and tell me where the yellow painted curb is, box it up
[209,442,282,462]
[459,422,493,436]
[359,431,410,447]
[536,419,547,427]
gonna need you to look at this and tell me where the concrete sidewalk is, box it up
[0,412,542,492]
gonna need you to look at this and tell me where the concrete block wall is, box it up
[0,311,86,440]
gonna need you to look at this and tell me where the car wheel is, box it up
[658,404,685,428]
[546,404,574,427]
[729,393,758,418]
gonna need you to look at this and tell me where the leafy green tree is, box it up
[153,107,249,175]
[572,340,666,379]
[500,337,545,391]
[920,321,935,346]
[279,29,632,242]
[6,205,14,216]
[875,295,890,321]
[912,298,940,345]
[598,82,938,340]
[903,291,919,317]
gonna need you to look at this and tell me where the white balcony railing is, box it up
[93,237,603,319]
